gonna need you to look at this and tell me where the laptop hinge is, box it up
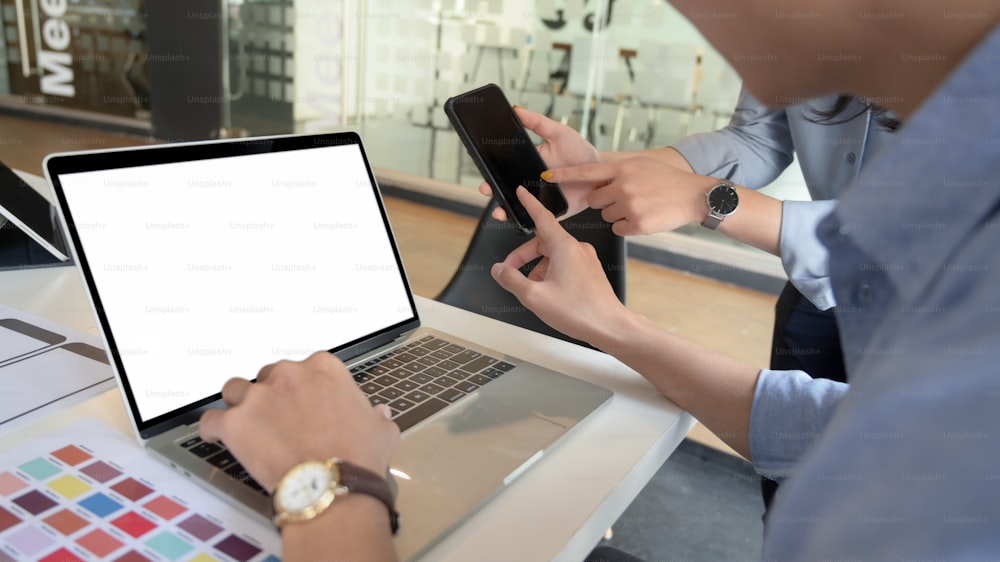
[347,329,421,366]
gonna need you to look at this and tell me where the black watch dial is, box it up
[709,184,739,215]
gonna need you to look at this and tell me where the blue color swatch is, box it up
[79,492,124,518]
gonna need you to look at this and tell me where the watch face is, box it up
[708,184,739,216]
[275,461,334,513]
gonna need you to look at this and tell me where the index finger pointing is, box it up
[542,162,618,185]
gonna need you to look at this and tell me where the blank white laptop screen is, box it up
[55,142,414,423]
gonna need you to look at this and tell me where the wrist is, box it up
[282,492,391,538]
[282,494,397,561]
[588,307,653,356]
[268,448,388,493]
[699,178,740,230]
[272,458,398,534]
[691,176,720,225]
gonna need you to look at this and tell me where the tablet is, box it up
[0,160,70,262]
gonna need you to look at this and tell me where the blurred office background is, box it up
[0,0,809,290]
[1,3,775,556]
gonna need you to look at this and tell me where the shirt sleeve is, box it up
[671,87,795,188]
[748,368,850,480]
[780,200,838,310]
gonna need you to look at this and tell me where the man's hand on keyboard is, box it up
[198,351,400,492]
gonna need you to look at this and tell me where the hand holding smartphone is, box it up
[444,84,568,234]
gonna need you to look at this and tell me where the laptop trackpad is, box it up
[390,396,566,557]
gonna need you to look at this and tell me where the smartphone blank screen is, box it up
[446,85,566,230]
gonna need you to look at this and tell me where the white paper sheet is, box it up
[0,305,115,429]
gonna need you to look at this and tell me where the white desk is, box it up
[0,176,695,562]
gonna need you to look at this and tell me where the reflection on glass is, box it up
[0,0,806,253]
[0,0,148,119]
[353,0,744,189]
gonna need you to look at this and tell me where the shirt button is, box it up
[857,283,873,303]
[846,152,857,165]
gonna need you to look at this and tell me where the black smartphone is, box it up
[444,83,568,234]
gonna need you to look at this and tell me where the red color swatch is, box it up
[112,511,157,538]
[40,547,84,562]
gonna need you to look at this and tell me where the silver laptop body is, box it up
[45,132,612,560]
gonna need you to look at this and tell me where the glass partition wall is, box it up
[0,0,804,287]
[0,0,149,125]
[349,0,802,280]
[353,0,743,184]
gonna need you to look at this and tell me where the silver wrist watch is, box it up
[701,181,739,230]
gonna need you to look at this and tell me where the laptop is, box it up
[44,132,613,560]
[1,159,71,268]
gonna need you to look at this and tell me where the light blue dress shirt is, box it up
[673,89,897,311]
[751,23,1000,559]
[673,88,895,200]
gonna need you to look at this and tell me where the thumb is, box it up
[491,263,532,300]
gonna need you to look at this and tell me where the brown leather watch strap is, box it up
[338,460,400,535]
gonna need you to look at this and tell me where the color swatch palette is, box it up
[0,418,281,561]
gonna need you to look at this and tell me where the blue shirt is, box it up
[673,89,896,200]
[673,89,896,310]
[751,23,1000,559]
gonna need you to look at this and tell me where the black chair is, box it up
[585,546,647,562]
[436,200,626,349]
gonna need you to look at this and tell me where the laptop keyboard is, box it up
[352,335,514,432]
[178,334,514,496]
[178,434,267,495]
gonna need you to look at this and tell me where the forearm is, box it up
[597,151,783,256]
[589,309,760,460]
[715,185,783,256]
[283,495,398,562]
[600,147,695,172]
[679,176,783,257]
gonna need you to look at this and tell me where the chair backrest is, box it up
[436,200,626,349]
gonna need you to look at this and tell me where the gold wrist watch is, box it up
[272,458,399,534]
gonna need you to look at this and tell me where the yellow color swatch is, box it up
[47,474,91,499]
[188,554,220,562]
